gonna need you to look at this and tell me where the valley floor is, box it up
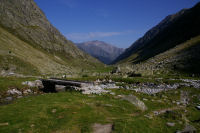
[0,76,200,133]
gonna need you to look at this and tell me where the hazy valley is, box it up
[0,0,200,133]
[76,40,124,64]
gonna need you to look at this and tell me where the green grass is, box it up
[0,55,40,76]
[0,88,198,132]
[0,90,189,133]
[0,92,138,133]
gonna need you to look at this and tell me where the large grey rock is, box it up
[5,97,13,102]
[122,95,147,111]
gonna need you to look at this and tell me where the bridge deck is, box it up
[40,78,89,87]
[40,78,92,92]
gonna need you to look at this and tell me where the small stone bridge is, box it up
[40,78,90,92]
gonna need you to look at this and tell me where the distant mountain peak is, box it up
[76,41,124,64]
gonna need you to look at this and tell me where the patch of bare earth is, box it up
[92,123,113,133]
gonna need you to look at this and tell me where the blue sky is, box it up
[34,0,199,48]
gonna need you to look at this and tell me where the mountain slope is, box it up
[76,41,124,64]
[0,26,69,75]
[0,0,103,76]
[118,35,200,76]
[114,2,200,65]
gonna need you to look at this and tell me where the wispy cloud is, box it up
[66,31,133,41]
[58,0,77,8]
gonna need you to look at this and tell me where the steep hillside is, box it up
[76,41,124,64]
[0,26,72,76]
[114,2,200,65]
[0,0,103,76]
[118,35,200,76]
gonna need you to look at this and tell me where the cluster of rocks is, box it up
[123,79,200,95]
[75,84,110,95]
[52,78,200,95]
[181,79,200,88]
[2,88,40,103]
[22,80,43,88]
[75,82,119,95]
[2,78,199,103]
[53,79,119,95]
[124,83,179,95]
[1,80,44,103]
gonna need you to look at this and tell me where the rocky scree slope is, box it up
[76,40,124,64]
[113,2,200,65]
[0,0,102,76]
[118,35,200,75]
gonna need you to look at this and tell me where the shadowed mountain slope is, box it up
[118,35,200,75]
[114,2,200,65]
